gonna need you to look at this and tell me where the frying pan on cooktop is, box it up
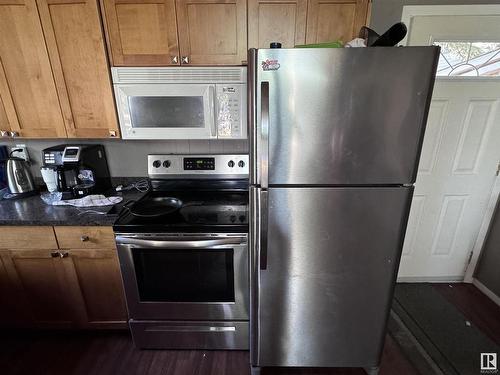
[123,197,186,218]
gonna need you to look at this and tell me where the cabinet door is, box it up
[37,0,120,138]
[101,0,179,66]
[0,0,67,138]
[0,252,33,328]
[306,0,369,44]
[248,0,307,49]
[176,0,247,65]
[67,248,127,328]
[6,249,76,328]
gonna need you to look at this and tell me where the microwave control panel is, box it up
[216,84,247,139]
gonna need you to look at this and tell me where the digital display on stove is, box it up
[184,157,215,170]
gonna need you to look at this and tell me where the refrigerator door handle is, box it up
[260,190,268,270]
[261,81,269,189]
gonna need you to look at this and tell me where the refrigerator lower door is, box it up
[253,186,412,368]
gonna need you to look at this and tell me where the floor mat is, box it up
[393,283,500,375]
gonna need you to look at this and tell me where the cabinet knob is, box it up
[0,130,9,137]
[51,251,60,258]
[59,251,69,258]
[9,131,18,137]
[109,129,118,138]
[171,56,179,64]
[181,56,189,64]
[80,235,90,242]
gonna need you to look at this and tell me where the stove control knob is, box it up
[238,160,245,168]
[153,160,161,168]
[163,160,171,168]
[228,160,235,168]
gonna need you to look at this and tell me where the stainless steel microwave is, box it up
[112,67,247,140]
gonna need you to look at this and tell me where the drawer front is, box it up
[0,226,57,249]
[130,320,249,350]
[54,226,115,249]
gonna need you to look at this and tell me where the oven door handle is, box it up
[115,236,246,248]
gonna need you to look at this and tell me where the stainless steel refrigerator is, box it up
[249,47,439,374]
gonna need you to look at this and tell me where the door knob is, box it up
[171,56,179,64]
[80,235,89,242]
[181,56,189,64]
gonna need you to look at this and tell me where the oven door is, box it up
[115,234,248,321]
[114,84,216,140]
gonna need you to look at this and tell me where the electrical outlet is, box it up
[11,144,29,162]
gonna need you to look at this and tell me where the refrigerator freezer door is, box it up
[251,47,439,186]
[253,186,412,367]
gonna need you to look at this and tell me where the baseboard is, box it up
[472,278,500,307]
[397,276,464,283]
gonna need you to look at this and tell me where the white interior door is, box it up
[399,9,500,280]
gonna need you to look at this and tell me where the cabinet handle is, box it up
[80,235,89,242]
[59,251,69,258]
[171,56,179,64]
[181,56,189,64]
[51,251,59,258]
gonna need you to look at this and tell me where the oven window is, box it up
[132,249,235,302]
[128,96,205,128]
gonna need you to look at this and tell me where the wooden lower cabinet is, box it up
[1,249,75,328]
[66,248,128,328]
[0,227,127,330]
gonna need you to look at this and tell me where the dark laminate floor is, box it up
[0,331,416,375]
[0,283,497,375]
[432,283,500,345]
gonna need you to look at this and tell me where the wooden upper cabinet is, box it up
[306,0,369,44]
[101,0,180,66]
[176,0,247,65]
[37,0,119,138]
[248,0,307,49]
[0,0,67,138]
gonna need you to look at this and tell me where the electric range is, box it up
[113,154,249,350]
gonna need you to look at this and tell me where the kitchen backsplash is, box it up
[0,139,248,177]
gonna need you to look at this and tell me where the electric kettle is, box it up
[2,150,37,198]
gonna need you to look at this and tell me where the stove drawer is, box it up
[130,320,249,350]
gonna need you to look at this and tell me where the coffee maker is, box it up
[41,145,111,199]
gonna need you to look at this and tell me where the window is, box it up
[433,41,500,76]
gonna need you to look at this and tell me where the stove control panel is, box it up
[148,154,249,178]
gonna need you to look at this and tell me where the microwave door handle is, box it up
[209,86,217,137]
[115,237,245,248]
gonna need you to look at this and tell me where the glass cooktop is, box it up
[113,185,249,233]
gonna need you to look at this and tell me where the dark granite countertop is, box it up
[0,190,146,226]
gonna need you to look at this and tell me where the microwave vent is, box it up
[112,67,246,84]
